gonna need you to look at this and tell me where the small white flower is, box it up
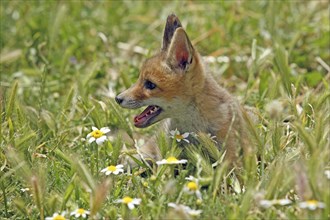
[259,199,273,208]
[115,196,141,210]
[20,188,30,192]
[324,170,330,180]
[203,56,216,63]
[168,203,202,216]
[299,200,326,210]
[186,208,203,216]
[101,164,124,175]
[259,199,292,208]
[70,208,90,218]
[183,181,202,199]
[217,56,230,63]
[45,212,66,220]
[86,126,110,145]
[170,129,190,143]
[185,175,198,182]
[274,199,292,206]
[156,156,187,165]
[33,153,47,158]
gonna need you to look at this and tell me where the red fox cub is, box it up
[116,14,251,166]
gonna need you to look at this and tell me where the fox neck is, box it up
[169,105,210,135]
[169,65,233,136]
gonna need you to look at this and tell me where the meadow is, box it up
[1,1,329,219]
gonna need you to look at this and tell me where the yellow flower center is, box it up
[77,208,85,214]
[306,200,317,205]
[166,156,178,162]
[122,196,133,204]
[187,181,198,191]
[91,130,104,138]
[107,165,117,172]
[175,134,184,139]
[53,215,65,220]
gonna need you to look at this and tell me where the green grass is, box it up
[1,0,329,219]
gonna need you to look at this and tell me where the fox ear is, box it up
[162,14,182,51]
[166,27,194,71]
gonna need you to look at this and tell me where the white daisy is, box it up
[45,212,66,220]
[115,196,141,210]
[259,199,273,208]
[100,164,124,175]
[324,170,330,180]
[275,199,292,206]
[186,208,203,216]
[183,181,202,199]
[20,188,30,192]
[259,199,292,208]
[86,126,110,145]
[168,203,202,216]
[299,200,325,210]
[156,156,187,165]
[170,129,190,143]
[70,208,90,218]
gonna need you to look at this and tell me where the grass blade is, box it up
[6,81,18,118]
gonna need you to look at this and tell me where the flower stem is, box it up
[122,204,128,219]
[95,144,99,177]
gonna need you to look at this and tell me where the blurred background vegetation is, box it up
[0,0,329,219]
[1,1,329,104]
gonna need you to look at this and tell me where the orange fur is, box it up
[116,14,252,166]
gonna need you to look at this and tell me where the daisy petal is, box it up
[133,198,142,204]
[96,136,107,145]
[182,133,190,138]
[128,203,135,210]
[183,139,190,143]
[100,127,110,133]
[115,199,123,203]
[156,160,166,165]
[88,137,96,143]
[100,168,107,173]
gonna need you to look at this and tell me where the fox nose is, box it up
[115,96,123,105]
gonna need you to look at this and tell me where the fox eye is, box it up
[144,80,157,90]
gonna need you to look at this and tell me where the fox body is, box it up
[116,14,249,165]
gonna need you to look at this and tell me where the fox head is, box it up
[115,14,205,128]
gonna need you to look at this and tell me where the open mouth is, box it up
[134,105,162,128]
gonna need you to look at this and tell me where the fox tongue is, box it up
[134,105,160,127]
